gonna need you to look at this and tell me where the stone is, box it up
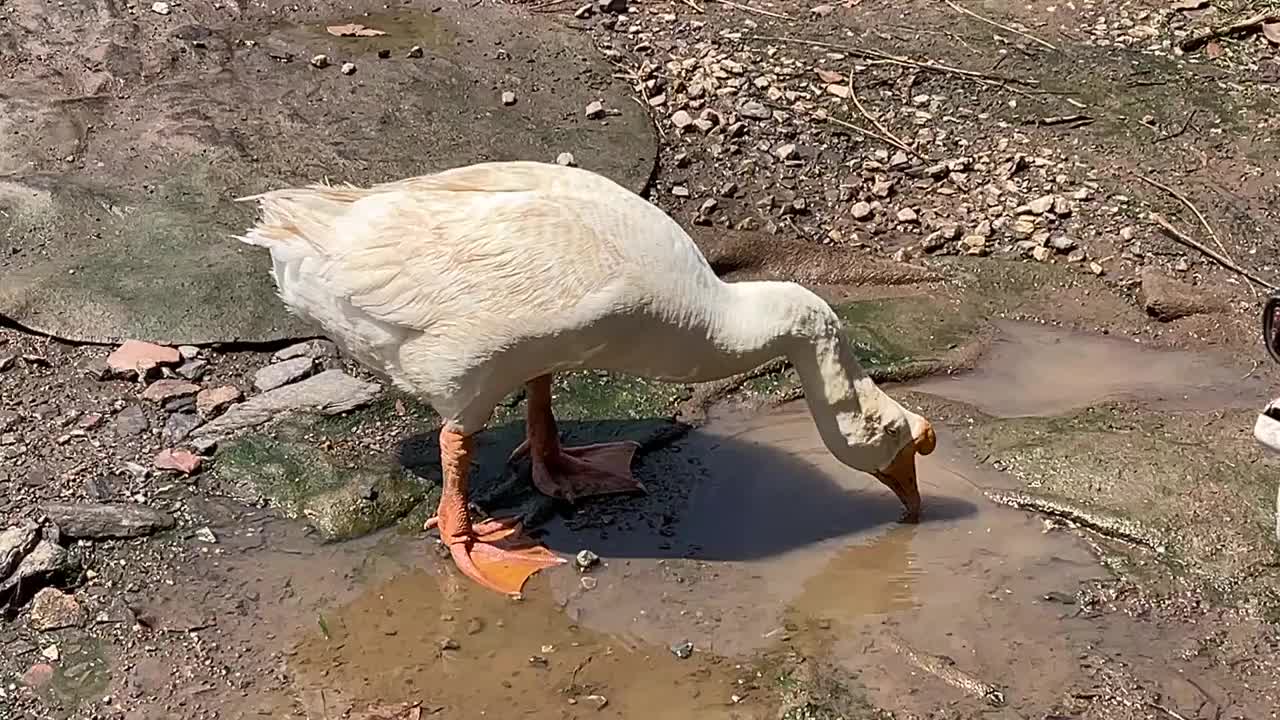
[889,150,910,168]
[340,62,357,75]
[41,502,176,540]
[773,143,797,160]
[575,549,600,570]
[896,208,919,223]
[197,386,243,418]
[27,588,85,630]
[151,1,170,14]
[738,100,771,120]
[191,370,382,441]
[670,110,694,129]
[141,379,200,403]
[1027,194,1055,214]
[670,640,694,659]
[0,409,19,432]
[176,359,207,381]
[0,540,77,608]
[310,54,330,69]
[112,405,149,437]
[253,357,315,392]
[106,341,180,379]
[0,520,40,580]
[555,152,576,167]
[851,201,873,220]
[1031,246,1051,262]
[272,338,337,361]
[21,663,55,689]
[162,413,202,444]
[501,90,517,106]
[406,45,423,58]
[595,0,626,12]
[1010,219,1036,239]
[1049,235,1077,252]
[584,100,605,119]
[1139,267,1225,322]
[871,179,894,197]
[1052,196,1072,216]
[155,449,203,475]
[921,231,948,252]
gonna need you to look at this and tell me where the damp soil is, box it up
[66,319,1276,720]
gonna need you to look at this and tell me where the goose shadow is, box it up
[397,417,978,562]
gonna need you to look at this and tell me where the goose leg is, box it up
[426,424,565,596]
[510,375,645,502]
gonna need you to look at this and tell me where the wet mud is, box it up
[77,320,1278,718]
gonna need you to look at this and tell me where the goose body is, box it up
[237,160,936,595]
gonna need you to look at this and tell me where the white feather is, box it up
[235,161,925,473]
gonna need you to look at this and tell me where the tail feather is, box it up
[233,184,376,258]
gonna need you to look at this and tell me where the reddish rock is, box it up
[155,448,202,475]
[140,379,200,403]
[196,385,243,418]
[21,663,55,688]
[106,340,181,379]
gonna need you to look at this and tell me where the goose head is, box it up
[727,281,937,522]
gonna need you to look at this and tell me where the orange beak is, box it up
[873,420,937,524]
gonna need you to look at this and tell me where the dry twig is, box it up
[819,113,915,156]
[709,0,793,20]
[942,0,1058,51]
[845,74,919,157]
[677,0,705,12]
[1149,213,1276,290]
[745,35,1042,94]
[1132,171,1251,294]
[1180,12,1278,52]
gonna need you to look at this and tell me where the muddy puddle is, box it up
[129,320,1270,717]
[911,319,1266,417]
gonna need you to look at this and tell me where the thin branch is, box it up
[709,0,793,20]
[1132,171,1235,271]
[846,73,920,157]
[1147,701,1190,720]
[744,35,1042,93]
[1150,213,1276,291]
[819,113,915,156]
[942,0,1058,51]
[676,0,705,12]
[1180,12,1278,52]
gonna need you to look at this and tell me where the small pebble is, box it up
[340,62,356,75]
[501,90,516,106]
[670,640,693,659]
[556,152,576,167]
[584,101,605,119]
[575,549,600,571]
[406,46,424,58]
[151,1,170,14]
[310,54,330,69]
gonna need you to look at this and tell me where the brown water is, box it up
[911,319,1266,417]
[120,321,1270,718]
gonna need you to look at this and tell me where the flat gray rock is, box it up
[0,520,40,580]
[0,1,657,345]
[253,356,316,393]
[41,502,176,540]
[192,369,382,441]
[0,540,77,609]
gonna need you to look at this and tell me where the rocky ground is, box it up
[4,0,1280,718]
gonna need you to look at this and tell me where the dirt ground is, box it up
[4,0,1280,719]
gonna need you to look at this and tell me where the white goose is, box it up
[236,161,936,596]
